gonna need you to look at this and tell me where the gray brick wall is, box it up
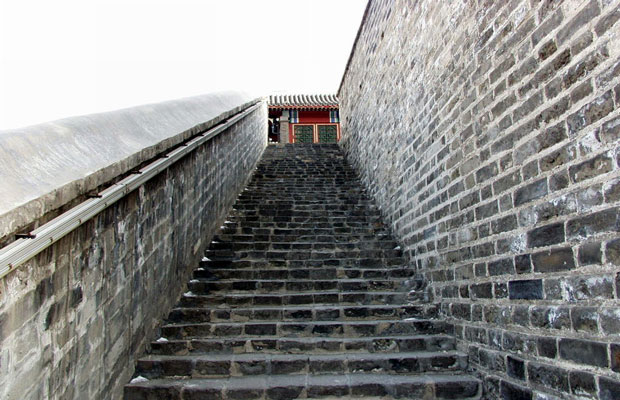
[339,1,620,398]
[0,103,267,399]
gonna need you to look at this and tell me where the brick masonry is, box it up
[0,103,267,399]
[339,0,620,399]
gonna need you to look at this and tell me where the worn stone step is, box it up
[204,249,401,260]
[232,212,381,220]
[211,230,395,242]
[150,334,454,356]
[226,212,384,220]
[207,240,399,253]
[205,248,402,260]
[229,215,385,223]
[186,278,406,294]
[194,266,414,280]
[124,373,480,399]
[218,214,384,221]
[200,258,405,270]
[178,291,411,308]
[202,254,404,265]
[135,351,469,380]
[217,225,389,234]
[232,201,377,208]
[166,304,438,324]
[160,319,453,340]
[233,202,377,210]
[221,219,387,230]
[212,232,396,241]
[218,230,392,241]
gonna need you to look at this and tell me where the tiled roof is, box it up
[268,94,338,109]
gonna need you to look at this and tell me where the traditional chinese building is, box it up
[268,94,340,144]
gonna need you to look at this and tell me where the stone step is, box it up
[220,212,381,219]
[213,228,395,239]
[237,194,370,199]
[166,304,438,324]
[134,351,469,380]
[209,238,398,247]
[212,229,394,240]
[232,199,376,206]
[149,334,454,356]
[193,266,414,280]
[124,373,480,399]
[224,215,383,225]
[178,291,411,308]
[205,246,401,255]
[228,210,383,218]
[199,258,406,269]
[160,319,453,340]
[221,223,388,232]
[186,278,406,294]
[226,209,383,217]
[230,208,382,217]
[232,201,375,208]
[203,253,400,265]
[205,249,401,260]
[203,253,403,263]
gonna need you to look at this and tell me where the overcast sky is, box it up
[0,0,367,129]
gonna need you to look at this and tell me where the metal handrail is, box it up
[0,102,262,280]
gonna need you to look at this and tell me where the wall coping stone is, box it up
[0,91,260,239]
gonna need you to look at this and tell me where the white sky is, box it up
[0,0,366,130]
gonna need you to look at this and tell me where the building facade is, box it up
[268,94,340,144]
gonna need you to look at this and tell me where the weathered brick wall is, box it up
[339,0,620,398]
[0,103,267,399]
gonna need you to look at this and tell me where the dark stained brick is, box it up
[540,145,576,172]
[491,214,518,234]
[599,377,620,400]
[527,362,569,392]
[506,356,525,380]
[488,258,515,276]
[578,241,602,265]
[530,306,570,330]
[470,282,493,299]
[570,79,593,104]
[571,307,600,333]
[532,247,575,273]
[509,279,543,300]
[606,238,620,265]
[600,116,620,144]
[569,153,613,183]
[515,254,532,274]
[559,338,609,367]
[538,40,557,61]
[537,336,557,359]
[569,371,596,397]
[527,222,565,248]
[514,178,548,207]
[567,207,620,240]
[563,46,608,89]
[500,380,532,400]
[567,90,615,136]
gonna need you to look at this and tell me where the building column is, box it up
[280,110,290,143]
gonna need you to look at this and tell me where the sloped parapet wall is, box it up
[0,91,256,241]
[339,0,620,399]
[0,94,268,399]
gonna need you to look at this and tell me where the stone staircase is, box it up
[124,144,480,399]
